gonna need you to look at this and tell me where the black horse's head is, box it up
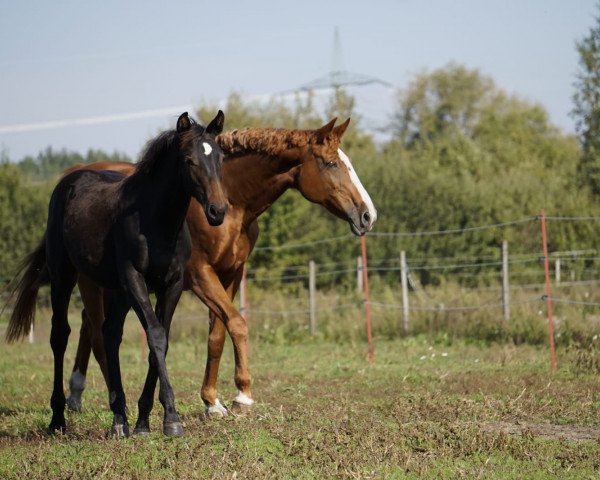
[176,111,228,226]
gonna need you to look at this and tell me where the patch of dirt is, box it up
[480,421,600,442]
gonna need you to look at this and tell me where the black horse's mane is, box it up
[135,118,206,176]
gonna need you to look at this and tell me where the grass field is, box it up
[1,312,600,479]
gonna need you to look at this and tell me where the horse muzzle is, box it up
[348,203,377,236]
[205,202,228,227]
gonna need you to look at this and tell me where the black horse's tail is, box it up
[5,235,49,342]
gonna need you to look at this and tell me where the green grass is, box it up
[1,317,600,479]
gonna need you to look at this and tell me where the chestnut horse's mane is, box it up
[216,128,314,158]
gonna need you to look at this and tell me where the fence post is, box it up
[360,236,374,364]
[400,250,410,334]
[309,260,316,335]
[356,256,363,293]
[501,240,510,322]
[28,324,34,344]
[540,209,557,370]
[555,258,561,285]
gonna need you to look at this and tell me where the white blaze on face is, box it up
[202,142,213,155]
[337,148,377,229]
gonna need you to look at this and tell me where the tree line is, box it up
[2,7,600,287]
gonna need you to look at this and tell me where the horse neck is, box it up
[124,149,190,237]
[224,152,300,222]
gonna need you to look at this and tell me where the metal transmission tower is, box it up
[298,27,392,92]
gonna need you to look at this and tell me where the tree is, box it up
[391,63,496,146]
[197,91,323,131]
[0,165,51,283]
[573,3,600,195]
[379,64,590,285]
[15,147,130,181]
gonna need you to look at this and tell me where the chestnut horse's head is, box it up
[296,118,377,236]
[177,111,228,226]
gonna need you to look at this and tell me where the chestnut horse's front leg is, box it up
[189,265,253,417]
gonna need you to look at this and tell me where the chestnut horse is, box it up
[6,112,227,436]
[64,118,377,427]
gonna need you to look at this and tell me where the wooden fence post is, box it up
[540,209,557,370]
[356,256,363,293]
[501,240,510,322]
[309,260,316,335]
[360,236,374,364]
[400,250,409,334]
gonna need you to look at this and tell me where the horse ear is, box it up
[206,110,225,136]
[177,112,191,133]
[332,118,350,139]
[314,118,337,144]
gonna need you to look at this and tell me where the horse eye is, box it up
[325,160,337,169]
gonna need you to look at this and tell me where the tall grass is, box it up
[2,278,599,352]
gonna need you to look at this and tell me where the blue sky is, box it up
[0,0,597,160]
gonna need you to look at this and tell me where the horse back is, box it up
[62,161,135,178]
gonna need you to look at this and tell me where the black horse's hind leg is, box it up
[102,291,131,437]
[48,271,77,433]
[134,285,180,435]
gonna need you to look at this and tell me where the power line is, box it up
[0,105,193,134]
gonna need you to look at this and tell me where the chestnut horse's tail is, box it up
[5,235,49,342]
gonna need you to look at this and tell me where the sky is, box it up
[0,0,597,161]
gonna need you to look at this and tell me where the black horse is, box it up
[6,111,227,437]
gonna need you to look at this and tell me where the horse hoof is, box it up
[66,394,82,412]
[205,400,228,419]
[163,421,184,437]
[230,401,253,416]
[48,422,66,434]
[133,426,151,436]
[133,420,151,436]
[111,422,130,438]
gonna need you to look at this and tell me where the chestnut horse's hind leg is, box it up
[67,275,109,412]
[66,310,93,412]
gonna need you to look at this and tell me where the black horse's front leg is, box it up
[133,281,182,436]
[124,267,183,437]
[102,291,131,437]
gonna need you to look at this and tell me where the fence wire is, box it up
[239,213,600,322]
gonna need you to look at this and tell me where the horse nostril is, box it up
[362,211,371,226]
[208,204,218,220]
[206,203,227,226]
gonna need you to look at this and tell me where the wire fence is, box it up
[5,213,600,358]
[239,214,600,326]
